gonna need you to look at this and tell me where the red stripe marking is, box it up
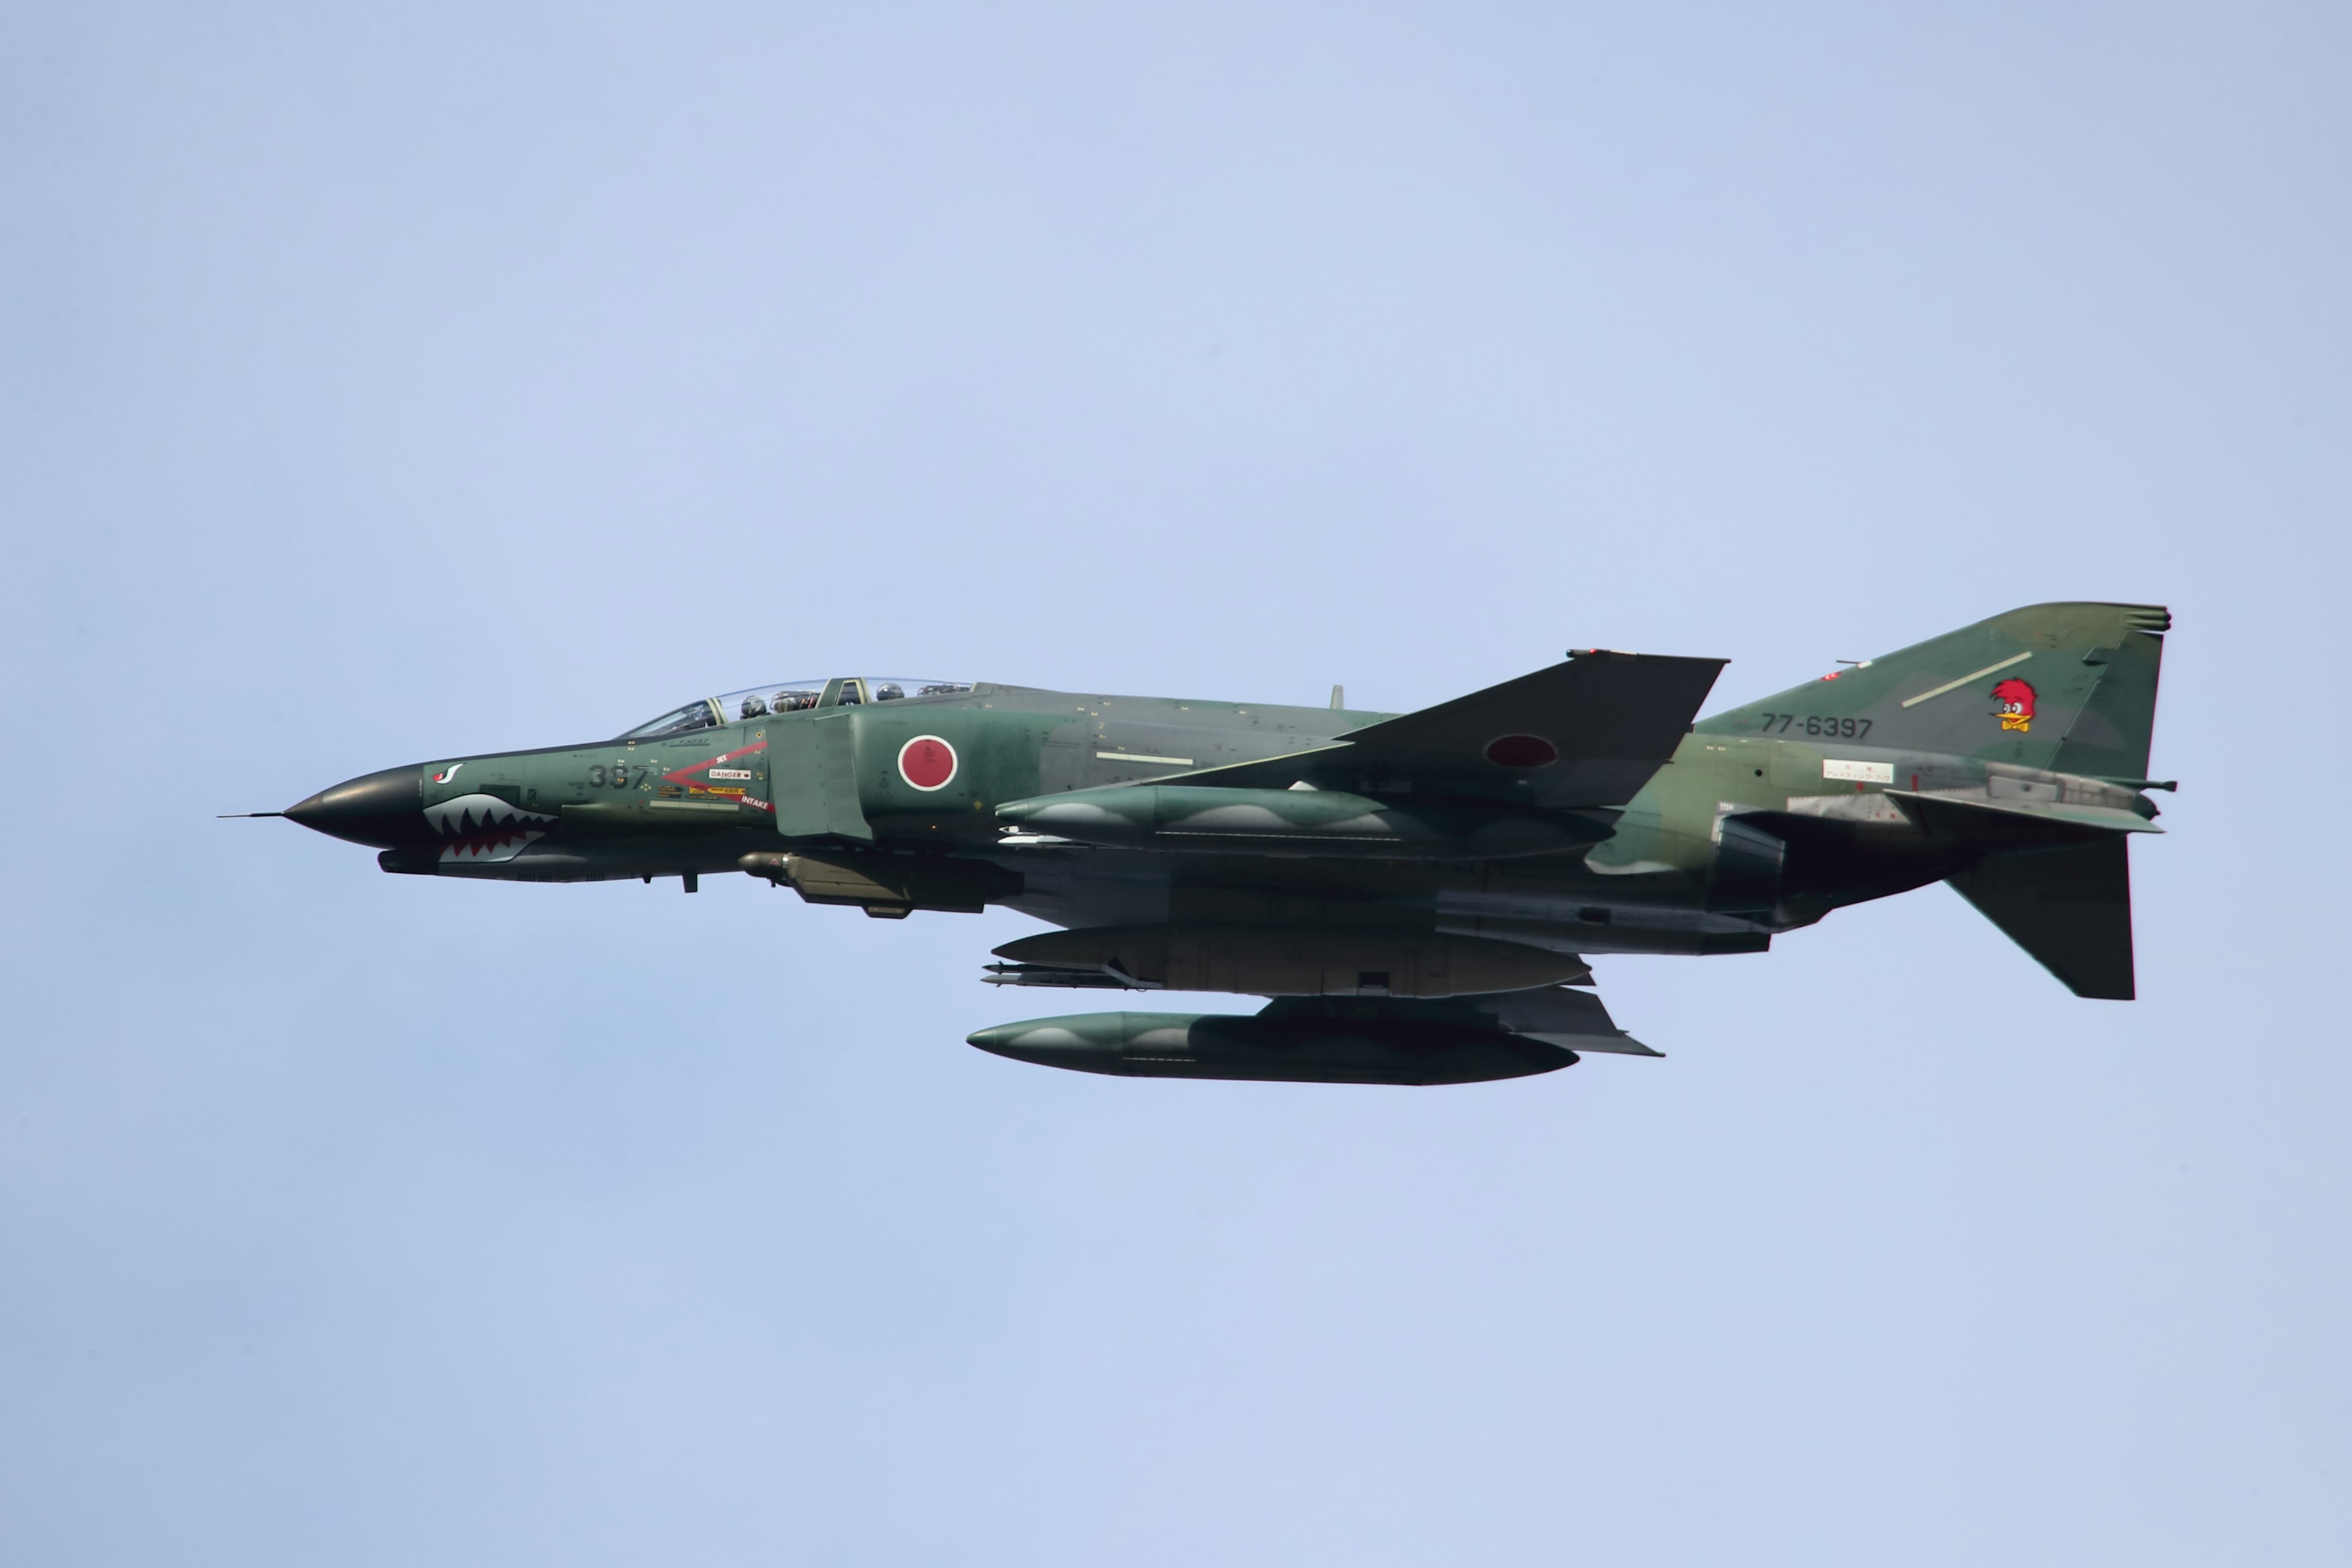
[662,739,769,785]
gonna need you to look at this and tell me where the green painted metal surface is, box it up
[282,602,2175,1076]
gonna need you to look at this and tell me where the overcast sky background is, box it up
[4,4,2347,1564]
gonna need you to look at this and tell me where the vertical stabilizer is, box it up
[1698,602,2169,776]
[2050,621,2167,783]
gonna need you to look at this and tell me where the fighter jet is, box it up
[261,601,2170,1085]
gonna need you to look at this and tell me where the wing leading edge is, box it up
[1161,649,1727,809]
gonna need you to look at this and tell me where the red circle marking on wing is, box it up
[1483,734,1560,769]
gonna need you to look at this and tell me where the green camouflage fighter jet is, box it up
[265,601,2169,1085]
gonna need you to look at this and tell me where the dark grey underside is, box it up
[986,840,1765,957]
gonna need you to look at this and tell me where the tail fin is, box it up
[1697,602,2169,778]
[1948,839,2136,1000]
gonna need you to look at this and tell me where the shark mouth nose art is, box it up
[424,793,557,864]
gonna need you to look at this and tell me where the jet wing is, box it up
[1168,650,1728,809]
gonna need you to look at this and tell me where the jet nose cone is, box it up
[285,765,434,848]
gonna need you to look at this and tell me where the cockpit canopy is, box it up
[619,678,974,739]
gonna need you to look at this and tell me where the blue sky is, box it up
[4,5,2347,1563]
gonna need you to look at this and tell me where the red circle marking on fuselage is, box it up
[898,735,958,791]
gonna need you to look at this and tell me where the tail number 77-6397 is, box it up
[1756,714,1872,739]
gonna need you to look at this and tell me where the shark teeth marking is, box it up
[439,827,546,864]
[424,790,555,863]
[424,792,557,837]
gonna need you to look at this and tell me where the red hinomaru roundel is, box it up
[897,735,959,791]
[1992,677,2037,733]
[1483,733,1560,769]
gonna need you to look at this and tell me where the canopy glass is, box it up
[619,679,974,739]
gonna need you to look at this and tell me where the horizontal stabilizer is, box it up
[1167,650,1727,808]
[1948,838,2136,1000]
[1887,790,2162,840]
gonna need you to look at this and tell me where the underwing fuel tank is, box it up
[967,1003,1580,1085]
[995,786,1612,859]
[738,850,1021,916]
[990,923,1591,998]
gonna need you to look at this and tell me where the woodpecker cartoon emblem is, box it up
[1992,677,2037,733]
